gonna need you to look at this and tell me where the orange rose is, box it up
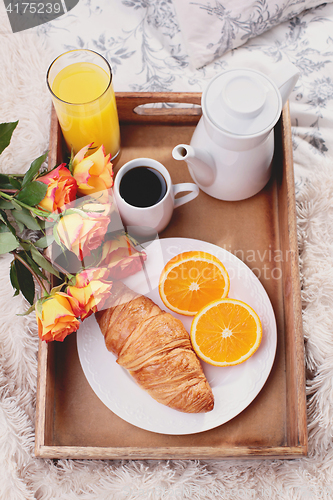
[55,204,111,261]
[72,144,113,196]
[35,292,82,342]
[99,233,146,280]
[67,267,113,320]
[39,164,77,212]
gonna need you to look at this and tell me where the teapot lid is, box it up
[202,68,281,136]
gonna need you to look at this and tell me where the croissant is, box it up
[95,281,214,413]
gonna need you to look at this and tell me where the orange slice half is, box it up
[190,298,262,366]
[159,250,230,316]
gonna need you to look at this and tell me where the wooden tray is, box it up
[35,93,307,459]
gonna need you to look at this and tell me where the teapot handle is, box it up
[269,61,299,108]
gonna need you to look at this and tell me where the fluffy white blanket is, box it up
[1,5,333,500]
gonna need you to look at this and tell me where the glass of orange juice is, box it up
[47,49,120,160]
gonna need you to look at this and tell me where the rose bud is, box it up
[39,164,77,212]
[67,267,113,320]
[72,144,113,196]
[35,292,82,342]
[99,233,146,280]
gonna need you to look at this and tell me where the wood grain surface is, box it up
[35,93,307,460]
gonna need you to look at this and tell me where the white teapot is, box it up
[172,63,299,201]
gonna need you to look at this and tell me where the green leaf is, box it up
[13,258,35,305]
[0,173,11,185]
[15,181,48,206]
[0,222,9,233]
[51,283,66,294]
[35,234,54,249]
[0,232,19,254]
[17,303,36,316]
[68,149,75,174]
[38,219,46,230]
[10,199,22,211]
[11,208,41,231]
[15,248,48,281]
[22,152,48,187]
[0,199,15,209]
[30,245,60,278]
[53,224,62,247]
[16,221,24,233]
[0,174,16,190]
[0,121,18,155]
[0,210,7,224]
[8,176,22,190]
[25,251,49,280]
[10,260,20,296]
[0,209,19,235]
[20,241,32,251]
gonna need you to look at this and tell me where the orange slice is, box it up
[158,250,230,316]
[190,298,262,366]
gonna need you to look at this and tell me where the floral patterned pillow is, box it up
[172,0,332,68]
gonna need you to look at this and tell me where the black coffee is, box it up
[119,166,167,208]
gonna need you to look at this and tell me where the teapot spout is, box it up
[269,61,299,108]
[172,144,216,187]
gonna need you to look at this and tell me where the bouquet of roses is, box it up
[0,121,146,342]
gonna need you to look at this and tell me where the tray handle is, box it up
[115,92,202,124]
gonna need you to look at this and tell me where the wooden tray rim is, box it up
[34,92,307,460]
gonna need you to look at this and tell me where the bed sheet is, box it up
[37,0,333,197]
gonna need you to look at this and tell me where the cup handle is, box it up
[173,183,199,208]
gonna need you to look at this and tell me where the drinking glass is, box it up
[47,49,120,160]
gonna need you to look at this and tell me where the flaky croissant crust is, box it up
[95,281,214,413]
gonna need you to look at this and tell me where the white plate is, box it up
[77,237,277,435]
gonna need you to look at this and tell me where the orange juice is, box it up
[50,61,120,158]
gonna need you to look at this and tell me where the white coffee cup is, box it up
[113,158,199,237]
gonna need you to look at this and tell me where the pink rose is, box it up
[72,144,113,196]
[35,291,82,342]
[67,267,113,320]
[39,164,77,212]
[55,204,111,261]
[99,233,146,280]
